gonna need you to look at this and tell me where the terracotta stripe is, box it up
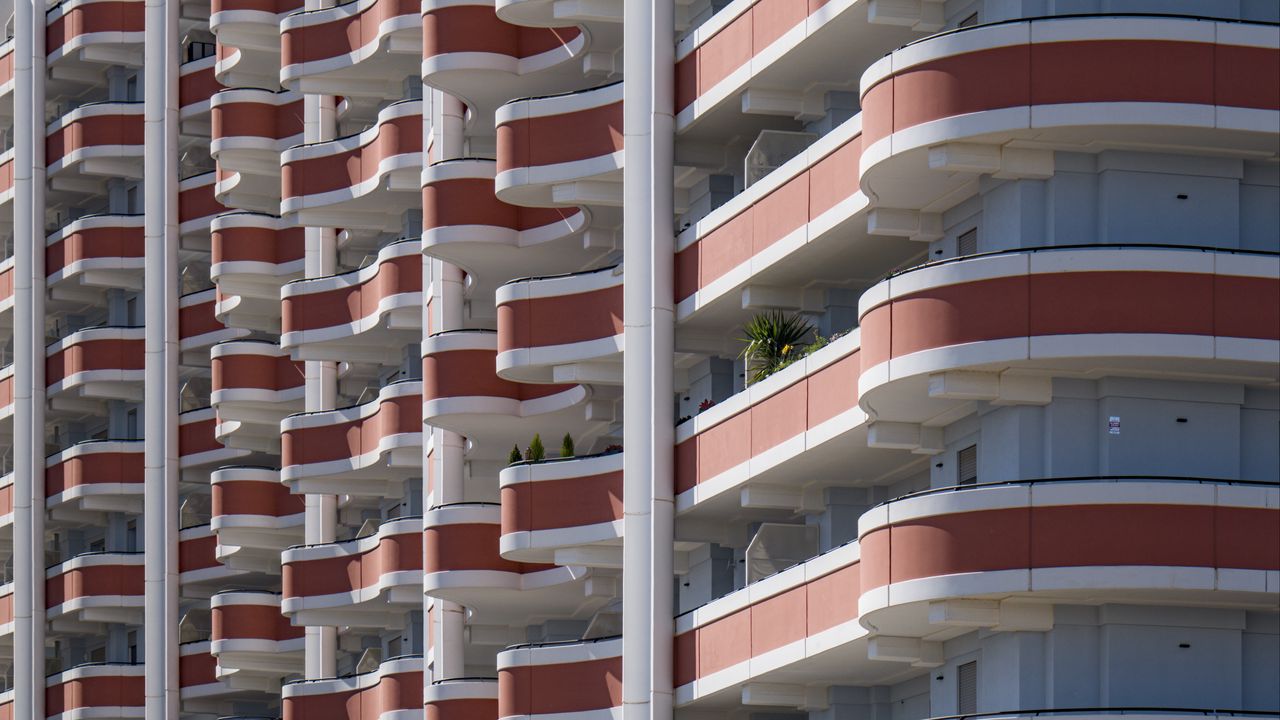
[496,100,622,172]
[213,479,305,518]
[500,469,623,534]
[281,0,419,65]
[284,532,422,597]
[281,253,421,332]
[423,5,580,59]
[281,393,420,467]
[497,283,622,352]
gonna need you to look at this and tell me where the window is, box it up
[88,645,106,664]
[957,444,978,486]
[128,631,139,663]
[126,408,138,439]
[88,538,105,553]
[957,227,978,257]
[126,520,138,552]
[957,660,978,713]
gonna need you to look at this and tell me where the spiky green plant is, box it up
[508,444,523,465]
[560,433,575,458]
[739,310,814,385]
[525,434,545,462]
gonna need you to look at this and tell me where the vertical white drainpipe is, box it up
[14,0,47,715]
[425,87,467,681]
[301,42,338,678]
[143,0,172,716]
[622,0,675,717]
[162,0,181,713]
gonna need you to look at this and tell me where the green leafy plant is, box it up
[560,433,575,458]
[508,444,523,465]
[525,434,545,462]
[739,310,814,385]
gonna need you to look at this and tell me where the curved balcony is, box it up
[46,326,145,406]
[674,117,908,331]
[280,379,422,496]
[211,340,305,452]
[0,582,13,642]
[421,2,586,130]
[179,172,229,239]
[0,472,13,529]
[0,363,13,435]
[44,663,144,720]
[281,516,422,627]
[425,503,599,625]
[496,636,622,720]
[46,0,145,74]
[0,256,13,324]
[280,99,421,227]
[210,212,305,332]
[279,0,421,99]
[282,654,423,720]
[210,590,305,690]
[858,478,1280,644]
[179,524,250,596]
[179,55,219,134]
[210,88,304,213]
[45,214,144,303]
[211,467,305,573]
[180,289,250,364]
[0,147,13,210]
[46,551,145,630]
[421,158,594,298]
[496,265,622,384]
[857,247,1280,426]
[179,407,252,471]
[672,0,916,138]
[673,541,866,705]
[422,329,598,455]
[179,640,235,705]
[499,451,622,565]
[45,440,144,523]
[495,82,623,208]
[674,331,887,519]
[858,16,1280,212]
[0,39,13,115]
[210,0,303,88]
[424,677,498,720]
[279,238,422,363]
[46,102,145,184]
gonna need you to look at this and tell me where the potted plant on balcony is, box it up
[560,433,574,458]
[739,310,814,385]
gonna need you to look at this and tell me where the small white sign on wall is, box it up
[1108,416,1121,435]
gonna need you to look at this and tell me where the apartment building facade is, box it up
[0,0,1276,718]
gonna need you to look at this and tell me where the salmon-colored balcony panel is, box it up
[495,265,622,384]
[280,100,421,223]
[421,159,591,294]
[211,590,305,681]
[179,55,220,128]
[44,663,144,720]
[46,214,144,295]
[280,0,421,97]
[179,172,230,236]
[45,551,145,621]
[495,81,623,206]
[179,640,233,701]
[46,102,145,179]
[280,379,422,496]
[424,503,596,625]
[46,0,144,66]
[858,248,1280,425]
[211,88,303,212]
[497,636,622,719]
[45,440,145,520]
[179,289,249,362]
[857,479,1280,637]
[673,541,863,702]
[179,524,249,592]
[211,212,305,332]
[857,16,1280,211]
[179,407,251,471]
[674,331,864,510]
[211,466,305,573]
[0,38,14,93]
[281,517,423,626]
[211,340,305,452]
[0,257,13,319]
[425,678,498,720]
[0,148,14,207]
[0,583,14,638]
[0,690,9,720]
[499,450,623,564]
[0,363,13,427]
[280,238,422,363]
[0,472,14,528]
[283,655,423,720]
[45,326,145,400]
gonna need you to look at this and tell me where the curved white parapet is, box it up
[424,502,602,626]
[498,451,623,564]
[46,0,145,69]
[210,467,305,574]
[495,265,623,384]
[44,440,145,522]
[281,654,423,719]
[45,326,145,404]
[44,662,145,720]
[45,101,145,181]
[424,677,498,718]
[210,211,305,333]
[279,238,422,363]
[496,636,622,720]
[45,552,146,628]
[210,0,302,88]
[210,590,305,691]
[44,214,145,300]
[280,100,422,227]
[211,340,305,452]
[280,379,422,495]
[279,0,422,98]
[281,516,423,627]
[210,88,304,213]
[495,81,624,208]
